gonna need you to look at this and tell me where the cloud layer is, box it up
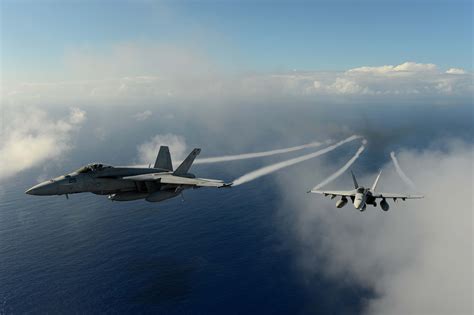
[2,42,472,106]
[0,108,86,181]
[278,141,473,315]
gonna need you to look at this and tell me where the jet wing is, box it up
[159,175,229,188]
[310,190,355,197]
[122,173,231,188]
[372,193,424,200]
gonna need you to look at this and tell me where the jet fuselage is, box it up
[25,164,177,201]
[352,188,378,210]
[26,146,230,203]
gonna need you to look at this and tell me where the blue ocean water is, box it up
[1,104,471,314]
[0,149,373,314]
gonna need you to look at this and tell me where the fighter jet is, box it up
[309,171,423,211]
[26,146,232,202]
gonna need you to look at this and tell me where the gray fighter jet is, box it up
[26,146,232,202]
[310,171,423,211]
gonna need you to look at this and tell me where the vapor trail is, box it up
[232,135,361,186]
[192,140,330,164]
[310,142,366,191]
[135,140,331,168]
[390,151,416,189]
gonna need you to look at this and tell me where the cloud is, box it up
[328,77,368,95]
[69,107,87,124]
[136,134,187,167]
[1,42,472,107]
[446,68,466,75]
[133,110,152,121]
[229,62,472,100]
[347,61,437,75]
[0,107,86,181]
[63,42,217,80]
[277,140,472,314]
[322,62,470,96]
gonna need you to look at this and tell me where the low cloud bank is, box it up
[278,140,473,315]
[2,42,472,106]
[0,108,86,181]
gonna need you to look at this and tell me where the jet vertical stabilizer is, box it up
[174,148,201,176]
[154,146,173,171]
[371,171,382,191]
[351,170,359,189]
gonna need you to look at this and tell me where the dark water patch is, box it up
[128,256,207,305]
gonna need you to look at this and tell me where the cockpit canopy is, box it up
[74,163,111,174]
[356,187,365,193]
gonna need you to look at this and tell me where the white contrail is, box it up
[310,143,366,191]
[191,140,331,165]
[390,151,416,189]
[232,135,361,186]
[136,140,332,168]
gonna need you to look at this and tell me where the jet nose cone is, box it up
[25,181,58,196]
[353,199,362,209]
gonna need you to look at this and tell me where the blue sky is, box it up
[1,0,472,81]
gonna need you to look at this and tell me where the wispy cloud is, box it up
[133,110,152,121]
[0,107,86,181]
[277,141,473,315]
[2,42,472,106]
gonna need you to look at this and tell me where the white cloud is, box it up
[277,141,473,315]
[1,47,472,106]
[69,107,86,124]
[0,107,86,181]
[133,110,152,121]
[328,77,370,94]
[446,68,466,75]
[347,62,438,75]
[136,134,187,167]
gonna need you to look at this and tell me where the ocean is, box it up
[0,148,373,314]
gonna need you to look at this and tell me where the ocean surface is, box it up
[1,104,471,314]
[0,147,375,314]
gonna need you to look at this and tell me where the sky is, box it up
[1,0,472,82]
[0,1,472,314]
